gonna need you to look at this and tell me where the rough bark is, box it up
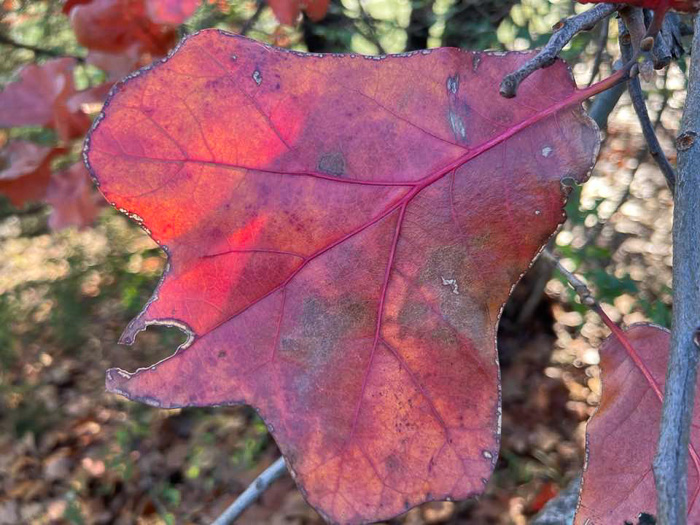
[653,13,700,525]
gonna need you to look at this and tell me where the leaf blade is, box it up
[88,30,600,523]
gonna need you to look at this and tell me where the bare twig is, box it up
[646,10,684,69]
[541,250,596,307]
[619,16,677,192]
[653,13,700,524]
[0,33,85,62]
[499,4,618,98]
[211,457,287,525]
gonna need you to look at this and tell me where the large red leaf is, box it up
[0,58,91,141]
[577,0,700,12]
[576,325,700,523]
[86,30,600,523]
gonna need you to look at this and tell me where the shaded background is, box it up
[0,0,684,523]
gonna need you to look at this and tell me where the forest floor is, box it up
[0,85,678,524]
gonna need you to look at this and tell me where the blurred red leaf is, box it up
[268,0,329,25]
[86,48,143,81]
[65,82,113,116]
[0,58,91,141]
[86,31,599,522]
[0,141,63,207]
[46,162,101,230]
[530,481,558,513]
[576,325,700,524]
[146,0,200,24]
[68,0,177,56]
[62,0,91,14]
[577,0,700,12]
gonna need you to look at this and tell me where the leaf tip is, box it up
[119,314,148,345]
[105,367,132,394]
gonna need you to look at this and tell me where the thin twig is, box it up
[0,33,85,62]
[543,249,644,357]
[653,13,700,524]
[541,250,596,307]
[211,457,287,525]
[499,4,618,98]
[618,16,677,192]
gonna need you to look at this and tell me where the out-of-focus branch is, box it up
[587,16,610,87]
[0,33,85,62]
[240,0,265,36]
[587,60,626,129]
[618,15,677,192]
[653,13,700,525]
[499,4,618,98]
[356,2,387,54]
[211,457,287,525]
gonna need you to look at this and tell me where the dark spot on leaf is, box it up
[317,152,346,177]
[472,54,481,72]
[447,74,459,95]
[637,513,657,525]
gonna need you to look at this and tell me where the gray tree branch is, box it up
[211,457,287,525]
[499,4,618,98]
[653,13,700,525]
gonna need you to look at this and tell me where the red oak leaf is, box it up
[576,325,700,523]
[0,141,63,207]
[268,0,329,25]
[46,162,101,230]
[68,0,177,56]
[0,58,91,141]
[86,31,599,523]
[577,0,700,12]
[146,0,200,24]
